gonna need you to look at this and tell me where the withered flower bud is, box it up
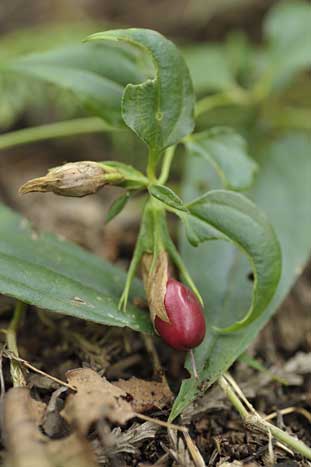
[19,161,124,197]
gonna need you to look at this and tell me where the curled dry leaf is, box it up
[62,368,134,433]
[114,377,173,413]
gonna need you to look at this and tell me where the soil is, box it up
[0,142,310,466]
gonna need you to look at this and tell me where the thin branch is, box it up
[135,412,188,433]
[4,352,76,391]
[218,373,311,460]
[158,145,176,184]
[6,301,27,387]
[195,87,249,117]
[0,117,121,151]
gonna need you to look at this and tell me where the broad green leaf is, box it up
[185,127,257,190]
[105,192,130,224]
[0,22,101,59]
[87,29,195,155]
[183,215,224,247]
[183,44,236,94]
[187,190,281,331]
[170,133,311,420]
[149,185,187,212]
[6,43,145,126]
[0,22,105,127]
[0,203,152,334]
[183,33,256,95]
[263,1,311,83]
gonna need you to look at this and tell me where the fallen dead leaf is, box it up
[46,433,98,467]
[3,387,99,467]
[114,377,173,413]
[3,387,51,467]
[62,368,134,433]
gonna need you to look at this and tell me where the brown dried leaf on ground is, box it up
[62,368,134,433]
[3,387,99,467]
[114,376,173,413]
[47,433,98,467]
[3,387,51,467]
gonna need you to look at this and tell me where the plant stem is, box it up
[158,145,176,184]
[0,117,120,150]
[147,150,159,182]
[118,200,153,312]
[189,349,199,379]
[262,106,311,131]
[219,374,311,460]
[195,87,249,117]
[6,301,27,387]
[218,375,249,418]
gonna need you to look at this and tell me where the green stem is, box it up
[0,117,120,150]
[6,301,27,387]
[118,235,145,313]
[262,106,311,131]
[118,200,153,312]
[104,173,126,185]
[219,374,311,460]
[218,375,249,419]
[158,212,203,305]
[158,145,176,184]
[195,87,250,118]
[251,68,275,103]
[147,149,160,182]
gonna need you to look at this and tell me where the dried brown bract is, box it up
[141,251,170,325]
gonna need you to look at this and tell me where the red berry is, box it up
[154,279,206,350]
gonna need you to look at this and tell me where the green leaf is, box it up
[170,133,311,420]
[0,203,152,334]
[264,1,311,48]
[0,23,109,127]
[187,189,281,332]
[149,184,187,212]
[185,127,257,190]
[183,44,236,94]
[6,43,145,126]
[87,29,195,155]
[105,192,130,224]
[263,1,311,82]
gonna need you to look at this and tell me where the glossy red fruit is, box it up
[154,279,206,350]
